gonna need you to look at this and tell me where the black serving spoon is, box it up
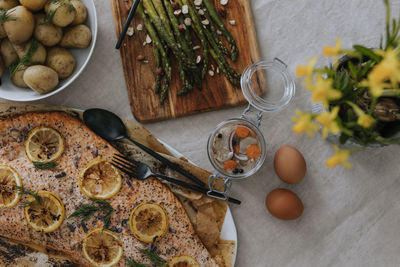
[83,108,206,187]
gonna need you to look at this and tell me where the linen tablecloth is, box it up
[2,0,400,266]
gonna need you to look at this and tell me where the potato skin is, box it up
[11,68,28,88]
[70,0,87,25]
[13,39,46,64]
[23,65,59,94]
[60,24,91,48]
[45,0,76,27]
[0,0,18,10]
[46,47,76,79]
[3,6,35,44]
[0,38,18,67]
[34,14,63,47]
[19,0,47,11]
[0,25,6,39]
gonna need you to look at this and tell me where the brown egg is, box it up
[274,145,306,184]
[266,189,304,220]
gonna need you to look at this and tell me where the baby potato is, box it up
[13,39,46,64]
[11,67,28,88]
[0,38,18,67]
[3,6,35,44]
[60,24,91,48]
[23,65,59,94]
[0,0,18,10]
[70,0,87,25]
[34,14,63,47]
[0,25,6,39]
[19,0,47,11]
[46,47,76,79]
[45,0,76,27]
[0,56,4,78]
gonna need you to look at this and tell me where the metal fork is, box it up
[111,154,241,205]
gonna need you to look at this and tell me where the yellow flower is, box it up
[291,110,319,137]
[296,57,317,90]
[357,114,375,129]
[312,75,342,107]
[315,106,340,138]
[323,38,342,66]
[360,48,400,97]
[326,145,352,169]
[348,102,375,129]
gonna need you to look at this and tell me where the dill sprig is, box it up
[15,186,41,207]
[10,39,39,76]
[32,161,57,170]
[137,248,167,267]
[125,258,150,267]
[69,199,114,229]
[0,9,16,24]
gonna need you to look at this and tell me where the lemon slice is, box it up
[83,228,123,267]
[0,165,22,208]
[168,255,200,267]
[129,202,168,243]
[79,158,122,200]
[24,190,65,233]
[25,126,65,165]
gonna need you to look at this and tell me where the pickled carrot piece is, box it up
[246,144,261,159]
[235,126,250,138]
[223,160,238,170]
[234,144,240,155]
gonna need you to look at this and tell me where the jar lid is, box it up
[240,58,295,113]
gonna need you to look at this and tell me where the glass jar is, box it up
[206,58,296,200]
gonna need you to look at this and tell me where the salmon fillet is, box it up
[0,112,218,266]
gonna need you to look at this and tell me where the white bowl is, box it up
[0,0,98,102]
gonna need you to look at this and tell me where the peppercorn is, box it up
[239,169,244,174]
[232,168,239,174]
[217,133,223,138]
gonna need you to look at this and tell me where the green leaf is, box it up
[15,186,41,206]
[32,161,57,170]
[347,61,358,81]
[339,133,350,144]
[353,45,381,62]
[69,199,114,229]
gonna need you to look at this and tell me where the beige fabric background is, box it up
[2,0,400,266]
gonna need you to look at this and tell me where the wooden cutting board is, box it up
[110,0,264,122]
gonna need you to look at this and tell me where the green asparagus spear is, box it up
[203,0,238,61]
[143,0,197,71]
[179,0,209,79]
[151,0,174,36]
[154,47,162,93]
[160,75,169,103]
[209,47,240,87]
[201,5,230,58]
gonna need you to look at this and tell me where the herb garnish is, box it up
[15,186,41,207]
[32,161,58,170]
[137,248,167,267]
[69,199,114,229]
[10,39,40,76]
[41,0,75,25]
[125,258,149,267]
[0,9,16,24]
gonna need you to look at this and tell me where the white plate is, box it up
[0,0,98,101]
[159,140,238,266]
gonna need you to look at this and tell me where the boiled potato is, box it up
[11,67,28,88]
[0,56,4,79]
[19,0,47,11]
[34,14,63,47]
[0,25,6,39]
[3,6,34,44]
[0,38,17,67]
[60,24,91,48]
[46,47,75,79]
[13,39,46,64]
[23,65,59,94]
[70,0,87,25]
[44,0,76,27]
[0,0,18,10]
